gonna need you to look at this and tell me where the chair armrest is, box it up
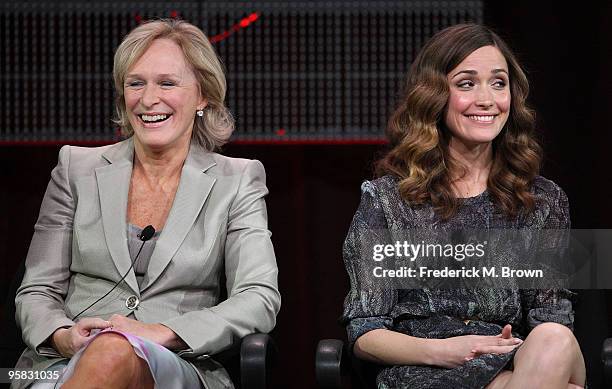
[315,339,346,388]
[241,333,277,389]
[602,338,612,383]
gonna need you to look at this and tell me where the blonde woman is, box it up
[14,19,280,389]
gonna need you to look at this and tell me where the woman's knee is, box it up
[528,323,578,349]
[524,323,581,366]
[80,333,139,371]
[65,333,153,389]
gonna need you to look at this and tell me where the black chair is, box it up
[214,332,278,389]
[1,261,277,389]
[315,339,375,389]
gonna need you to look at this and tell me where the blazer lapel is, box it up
[141,143,217,292]
[95,139,139,294]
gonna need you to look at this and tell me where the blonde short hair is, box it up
[113,19,234,150]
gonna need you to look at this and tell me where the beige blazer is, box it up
[13,138,281,389]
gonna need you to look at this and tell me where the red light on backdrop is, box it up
[210,12,260,43]
[133,11,260,44]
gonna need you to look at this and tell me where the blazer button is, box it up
[125,295,140,310]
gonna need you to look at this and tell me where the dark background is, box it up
[1,1,611,388]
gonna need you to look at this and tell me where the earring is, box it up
[196,109,204,117]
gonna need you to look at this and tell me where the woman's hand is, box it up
[107,314,187,350]
[50,318,112,357]
[433,324,523,368]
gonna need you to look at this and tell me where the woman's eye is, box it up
[126,81,143,88]
[457,80,474,89]
[160,81,175,87]
[492,80,507,88]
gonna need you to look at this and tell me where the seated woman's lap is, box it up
[29,330,202,389]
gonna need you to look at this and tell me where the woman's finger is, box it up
[473,344,521,355]
[501,324,512,339]
[71,333,89,350]
[493,337,522,347]
[496,324,513,338]
[63,328,88,354]
[76,317,113,333]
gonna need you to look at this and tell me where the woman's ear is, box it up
[198,98,208,111]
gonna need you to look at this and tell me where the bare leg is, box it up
[485,370,512,389]
[485,323,585,389]
[487,372,584,389]
[61,332,154,389]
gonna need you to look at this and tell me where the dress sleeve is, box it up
[341,180,397,351]
[522,184,575,332]
[15,146,76,357]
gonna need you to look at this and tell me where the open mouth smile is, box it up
[138,113,172,124]
[465,114,498,123]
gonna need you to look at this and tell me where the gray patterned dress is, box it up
[341,175,574,389]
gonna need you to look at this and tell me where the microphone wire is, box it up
[71,224,155,321]
[52,225,155,389]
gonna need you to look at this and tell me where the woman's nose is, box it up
[141,85,160,107]
[475,87,494,109]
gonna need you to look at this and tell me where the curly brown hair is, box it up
[376,24,541,219]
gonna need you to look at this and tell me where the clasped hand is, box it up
[50,315,169,358]
[436,324,523,369]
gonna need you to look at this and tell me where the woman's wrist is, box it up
[50,327,69,354]
[421,338,444,366]
[152,323,188,350]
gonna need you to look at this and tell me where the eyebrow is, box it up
[451,69,509,78]
[125,73,180,79]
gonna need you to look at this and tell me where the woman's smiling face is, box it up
[445,45,511,147]
[124,38,207,151]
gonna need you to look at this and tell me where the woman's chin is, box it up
[134,132,174,150]
[133,130,192,153]
[459,129,503,146]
